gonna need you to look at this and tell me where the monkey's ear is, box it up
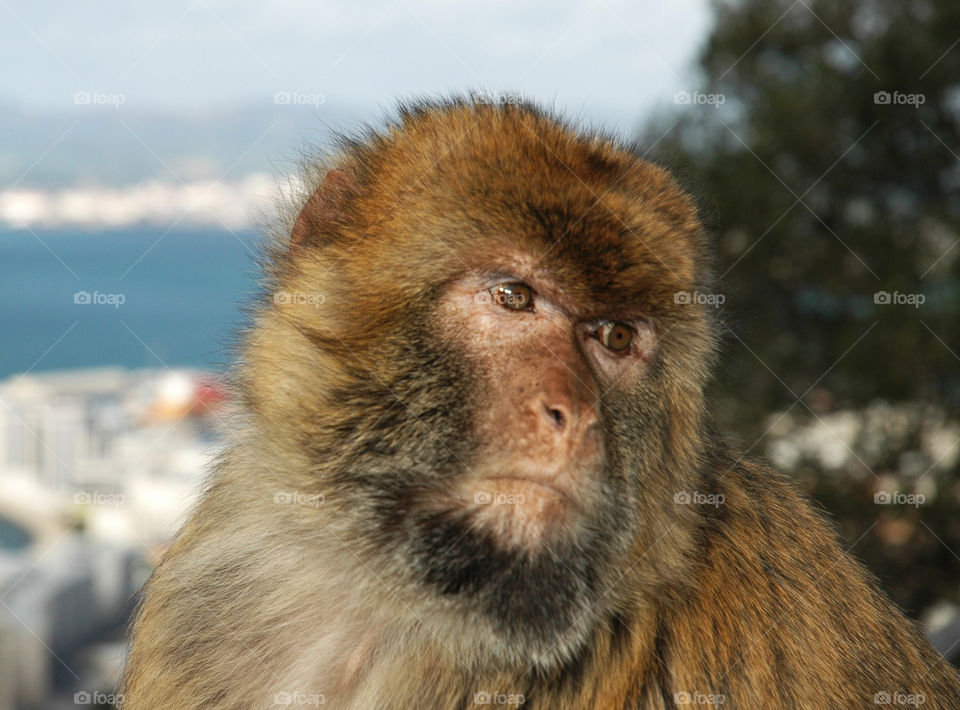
[290,168,356,248]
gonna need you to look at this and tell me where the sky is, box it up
[0,0,712,132]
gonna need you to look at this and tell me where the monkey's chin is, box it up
[465,475,578,550]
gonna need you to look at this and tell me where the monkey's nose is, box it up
[537,394,598,440]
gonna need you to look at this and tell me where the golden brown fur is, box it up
[121,98,960,709]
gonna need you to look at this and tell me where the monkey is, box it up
[120,98,960,709]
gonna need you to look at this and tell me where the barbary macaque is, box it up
[121,98,960,709]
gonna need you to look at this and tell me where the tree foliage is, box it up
[649,0,960,625]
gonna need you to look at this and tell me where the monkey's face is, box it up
[342,245,691,668]
[308,242,698,668]
[431,262,658,553]
[332,257,662,668]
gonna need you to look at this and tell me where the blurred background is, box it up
[0,0,958,707]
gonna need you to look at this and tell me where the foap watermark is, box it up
[74,491,125,506]
[74,691,124,705]
[474,290,528,308]
[874,291,924,308]
[274,91,326,107]
[674,491,725,508]
[674,290,725,308]
[674,691,726,705]
[874,491,925,508]
[874,91,925,108]
[874,690,925,706]
[74,90,126,108]
[473,690,526,706]
[474,491,526,506]
[274,290,325,308]
[273,690,326,706]
[74,290,125,308]
[473,90,528,106]
[274,491,325,508]
[674,91,725,108]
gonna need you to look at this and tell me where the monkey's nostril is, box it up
[544,404,566,429]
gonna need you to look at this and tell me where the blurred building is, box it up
[0,540,143,707]
[0,367,225,544]
[0,367,225,708]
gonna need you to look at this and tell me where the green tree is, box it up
[648,0,960,626]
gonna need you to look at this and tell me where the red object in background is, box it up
[192,377,228,415]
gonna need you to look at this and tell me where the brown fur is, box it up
[121,98,960,709]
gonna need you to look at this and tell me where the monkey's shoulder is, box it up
[655,453,960,704]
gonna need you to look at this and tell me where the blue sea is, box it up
[0,227,266,379]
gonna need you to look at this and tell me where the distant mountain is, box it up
[0,99,371,188]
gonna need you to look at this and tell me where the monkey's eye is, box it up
[597,321,633,352]
[490,282,533,311]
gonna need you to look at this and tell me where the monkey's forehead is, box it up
[313,101,706,316]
